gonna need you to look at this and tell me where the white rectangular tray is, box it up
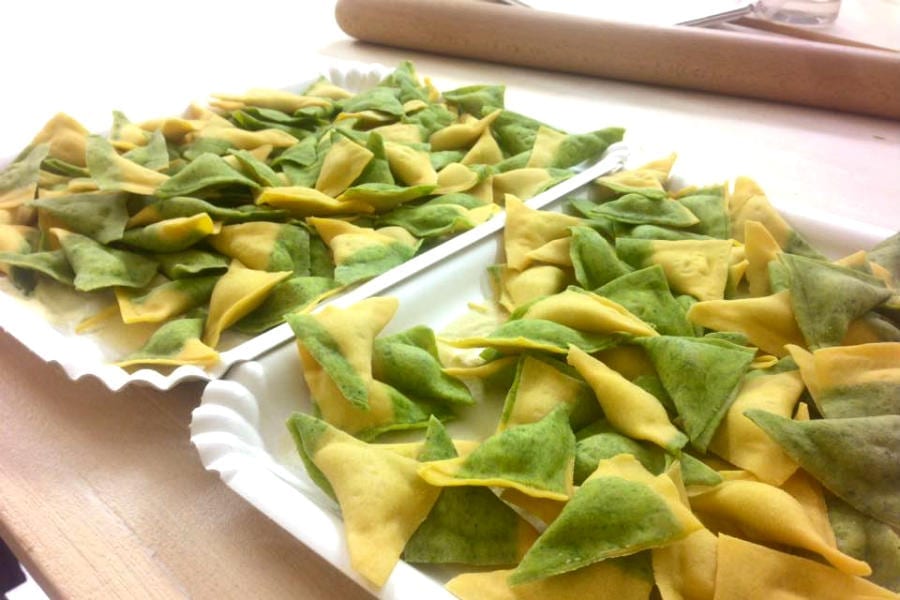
[0,60,627,391]
[190,165,895,598]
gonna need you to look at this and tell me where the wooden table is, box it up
[1,1,898,598]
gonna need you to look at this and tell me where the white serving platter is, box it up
[0,60,627,391]
[190,162,896,599]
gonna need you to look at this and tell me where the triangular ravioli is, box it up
[446,553,653,600]
[202,259,291,347]
[715,534,897,599]
[708,370,804,485]
[689,479,871,576]
[745,410,900,528]
[403,418,539,566]
[286,413,441,587]
[781,253,892,349]
[686,290,806,357]
[638,336,756,452]
[509,454,702,585]
[567,345,687,454]
[418,405,575,501]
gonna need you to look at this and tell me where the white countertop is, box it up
[2,0,898,234]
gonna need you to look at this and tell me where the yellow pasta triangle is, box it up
[202,260,291,347]
[715,534,896,599]
[462,127,503,166]
[525,237,572,267]
[29,112,89,166]
[190,123,299,149]
[525,126,567,169]
[384,141,437,186]
[429,108,501,151]
[689,479,872,576]
[208,222,283,271]
[314,136,374,198]
[445,555,654,600]
[648,239,732,302]
[210,88,332,113]
[707,370,804,485]
[519,288,659,338]
[568,345,688,454]
[651,527,718,600]
[492,264,570,313]
[504,195,583,271]
[499,353,599,432]
[687,290,806,356]
[594,153,676,199]
[492,169,554,205]
[793,342,900,418]
[256,186,374,216]
[434,162,480,195]
[780,469,838,550]
[288,413,441,587]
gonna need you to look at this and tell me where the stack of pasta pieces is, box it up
[0,61,621,368]
[286,155,900,599]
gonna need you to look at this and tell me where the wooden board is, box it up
[0,330,371,600]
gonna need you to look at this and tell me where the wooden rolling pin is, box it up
[335,0,900,120]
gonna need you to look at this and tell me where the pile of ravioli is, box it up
[0,61,622,368]
[286,154,900,599]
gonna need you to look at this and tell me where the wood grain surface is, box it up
[0,330,371,600]
[335,0,900,120]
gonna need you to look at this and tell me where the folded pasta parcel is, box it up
[286,413,441,587]
[286,296,452,439]
[509,453,702,585]
[418,404,576,501]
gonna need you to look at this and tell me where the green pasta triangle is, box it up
[155,249,229,279]
[417,405,575,501]
[0,249,74,290]
[30,192,131,244]
[868,232,900,282]
[1,143,48,197]
[449,318,624,357]
[678,190,730,239]
[744,410,900,529]
[826,493,900,592]
[573,419,667,484]
[377,202,474,239]
[333,239,419,287]
[56,229,158,291]
[122,130,169,170]
[569,225,632,290]
[781,253,892,349]
[816,381,900,419]
[155,152,260,199]
[403,418,538,566]
[597,265,694,336]
[116,314,219,367]
[130,196,288,225]
[637,335,756,452]
[508,453,702,585]
[372,325,475,408]
[587,193,700,227]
